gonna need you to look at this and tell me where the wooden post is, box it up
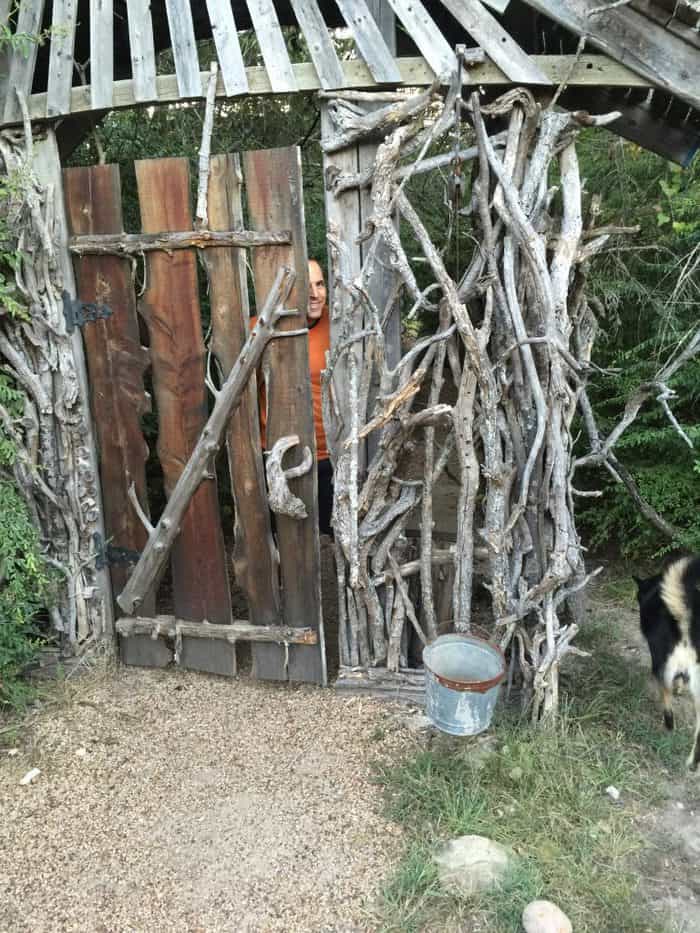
[63,164,154,617]
[243,146,326,685]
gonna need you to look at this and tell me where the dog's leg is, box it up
[660,682,675,731]
[687,663,700,771]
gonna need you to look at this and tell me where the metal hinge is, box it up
[63,291,113,333]
[93,533,141,570]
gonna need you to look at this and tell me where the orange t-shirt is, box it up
[252,308,330,461]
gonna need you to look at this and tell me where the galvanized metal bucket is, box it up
[423,633,506,736]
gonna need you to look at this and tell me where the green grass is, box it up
[375,615,687,932]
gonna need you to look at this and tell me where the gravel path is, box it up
[0,667,414,932]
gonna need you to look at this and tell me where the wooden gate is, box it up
[63,147,325,685]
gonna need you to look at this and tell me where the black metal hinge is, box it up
[93,533,141,571]
[63,291,113,333]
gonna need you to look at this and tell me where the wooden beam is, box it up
[117,615,319,645]
[47,0,78,116]
[126,0,157,102]
[3,0,46,123]
[17,55,661,127]
[164,0,202,98]
[205,0,249,95]
[245,0,298,93]
[90,0,114,109]
[68,229,292,255]
[524,0,700,110]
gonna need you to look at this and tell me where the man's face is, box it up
[308,260,327,322]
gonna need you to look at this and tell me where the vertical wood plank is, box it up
[205,0,248,96]
[126,0,157,101]
[244,0,298,92]
[333,0,401,83]
[288,0,345,89]
[0,0,11,114]
[90,0,114,109]
[164,0,202,98]
[135,157,233,631]
[206,153,281,629]
[243,146,326,685]
[47,0,78,116]
[3,0,46,123]
[63,164,154,616]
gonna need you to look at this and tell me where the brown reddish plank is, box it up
[62,164,154,617]
[206,153,282,629]
[134,156,233,642]
[242,146,326,685]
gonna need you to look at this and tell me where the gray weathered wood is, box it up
[383,0,456,79]
[46,0,78,116]
[205,0,248,95]
[117,615,319,644]
[526,0,700,109]
[3,0,46,123]
[90,0,114,109]
[244,0,298,92]
[126,0,157,101]
[69,228,291,255]
[116,267,294,617]
[16,55,655,126]
[0,0,10,112]
[438,0,550,84]
[288,0,345,89]
[366,0,396,52]
[165,0,202,98]
[334,0,402,83]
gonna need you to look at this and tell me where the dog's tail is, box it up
[661,556,700,635]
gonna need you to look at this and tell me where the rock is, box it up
[509,766,523,781]
[522,899,572,933]
[605,785,621,802]
[434,834,512,895]
[19,768,41,786]
[403,712,433,734]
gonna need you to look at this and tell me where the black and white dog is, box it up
[635,555,700,769]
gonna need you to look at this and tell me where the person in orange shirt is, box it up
[255,258,333,536]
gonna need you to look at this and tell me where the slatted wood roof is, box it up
[0,0,698,161]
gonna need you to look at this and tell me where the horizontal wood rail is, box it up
[69,229,292,256]
[117,615,319,646]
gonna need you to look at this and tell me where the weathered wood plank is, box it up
[366,0,395,51]
[19,55,656,125]
[205,0,248,95]
[90,0,114,109]
[117,615,318,644]
[3,0,46,123]
[206,153,282,631]
[69,229,291,255]
[164,0,202,98]
[438,0,550,84]
[383,0,456,79]
[288,0,345,89]
[244,0,297,92]
[526,0,700,110]
[243,146,326,685]
[0,0,9,109]
[46,0,78,116]
[126,0,157,102]
[134,156,232,628]
[63,164,154,617]
[334,0,402,83]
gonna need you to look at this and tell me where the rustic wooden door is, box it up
[63,147,326,685]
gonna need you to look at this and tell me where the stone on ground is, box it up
[434,834,512,895]
[522,899,573,933]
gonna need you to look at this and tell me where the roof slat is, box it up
[383,0,456,79]
[205,0,248,95]
[47,0,78,116]
[126,0,157,101]
[165,0,202,98]
[244,0,298,93]
[90,0,114,109]
[438,0,551,84]
[3,0,46,123]
[334,0,402,83]
[288,0,346,89]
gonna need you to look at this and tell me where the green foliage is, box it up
[575,133,700,557]
[0,480,51,709]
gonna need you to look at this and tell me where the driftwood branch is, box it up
[265,435,313,519]
[69,229,291,255]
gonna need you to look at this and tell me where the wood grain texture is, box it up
[135,156,232,628]
[3,0,46,123]
[243,146,326,685]
[206,153,282,631]
[90,0,114,109]
[244,0,298,92]
[126,0,157,101]
[334,0,402,83]
[205,0,249,95]
[164,0,202,97]
[288,0,345,89]
[47,0,78,116]
[383,0,456,79]
[63,164,154,617]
